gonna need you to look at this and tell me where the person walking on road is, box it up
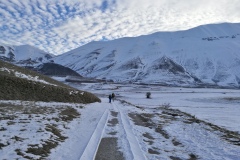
[112,93,115,102]
[108,94,112,103]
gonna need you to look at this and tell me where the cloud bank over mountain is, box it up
[1,0,240,55]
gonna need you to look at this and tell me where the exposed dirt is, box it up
[95,138,124,160]
[0,102,81,159]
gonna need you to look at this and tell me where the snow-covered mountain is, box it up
[53,23,240,88]
[0,44,84,77]
[0,44,53,65]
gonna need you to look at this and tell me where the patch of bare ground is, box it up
[128,111,188,157]
[15,149,32,159]
[108,131,117,135]
[59,107,80,122]
[172,138,182,146]
[188,153,199,160]
[124,101,189,155]
[143,133,154,145]
[205,122,240,146]
[170,156,182,160]
[45,124,67,141]
[143,132,154,140]
[95,137,124,160]
[0,102,81,159]
[223,97,240,101]
[170,153,199,160]
[148,148,160,155]
[161,107,240,146]
[0,142,9,149]
[121,100,240,158]
[111,111,118,117]
[128,113,154,128]
[26,140,58,158]
[108,118,118,127]
[119,99,144,110]
[155,124,170,139]
[126,103,205,159]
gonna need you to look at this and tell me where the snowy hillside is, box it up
[53,23,240,88]
[0,44,53,65]
[0,44,84,77]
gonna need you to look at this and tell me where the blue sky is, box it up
[0,0,240,55]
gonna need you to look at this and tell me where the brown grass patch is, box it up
[59,107,80,122]
[26,140,58,157]
[128,113,155,128]
[45,124,67,141]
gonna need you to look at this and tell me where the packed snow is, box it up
[0,82,240,160]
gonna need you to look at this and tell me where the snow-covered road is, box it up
[76,83,240,160]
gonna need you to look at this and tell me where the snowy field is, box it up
[76,82,240,133]
[1,82,240,159]
[67,82,240,160]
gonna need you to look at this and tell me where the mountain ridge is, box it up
[53,22,240,88]
[0,44,53,64]
[0,44,82,77]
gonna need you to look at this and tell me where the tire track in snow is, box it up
[86,101,147,160]
[79,108,110,160]
[113,102,147,160]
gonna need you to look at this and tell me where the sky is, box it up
[0,0,240,55]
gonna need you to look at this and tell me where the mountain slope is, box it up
[34,63,82,77]
[0,44,84,77]
[53,23,240,88]
[0,44,53,64]
[0,60,100,103]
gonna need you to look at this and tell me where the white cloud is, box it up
[0,0,240,55]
